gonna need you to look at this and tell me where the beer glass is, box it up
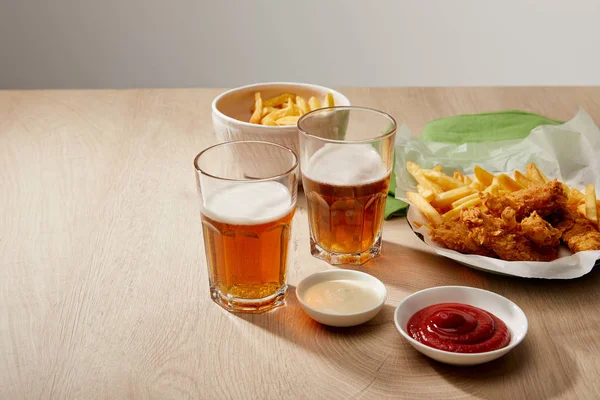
[298,107,396,265]
[194,141,298,313]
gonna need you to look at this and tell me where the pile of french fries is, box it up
[405,161,600,228]
[249,92,335,126]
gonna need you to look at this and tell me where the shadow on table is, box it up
[236,284,397,339]
[423,338,577,400]
[486,258,600,291]
[361,240,492,291]
[235,239,592,396]
[377,238,600,295]
[234,285,399,380]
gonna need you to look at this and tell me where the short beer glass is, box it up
[298,107,396,265]
[194,141,298,313]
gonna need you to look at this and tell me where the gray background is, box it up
[2,0,600,89]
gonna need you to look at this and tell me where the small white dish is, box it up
[296,269,387,327]
[394,286,528,366]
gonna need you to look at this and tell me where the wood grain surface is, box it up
[1,88,600,400]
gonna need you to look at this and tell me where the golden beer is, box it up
[304,172,391,256]
[194,140,298,313]
[298,106,397,265]
[201,208,295,302]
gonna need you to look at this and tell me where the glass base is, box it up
[210,285,287,313]
[310,235,382,265]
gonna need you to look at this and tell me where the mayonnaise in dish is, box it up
[303,279,383,315]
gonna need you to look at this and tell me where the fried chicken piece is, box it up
[430,207,559,262]
[521,211,562,248]
[557,208,600,252]
[462,208,558,262]
[500,207,519,229]
[483,180,567,221]
[430,214,496,257]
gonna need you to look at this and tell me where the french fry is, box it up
[406,162,444,194]
[407,192,443,226]
[417,185,435,202]
[474,165,495,187]
[470,179,485,191]
[285,98,302,116]
[483,183,499,195]
[262,106,278,115]
[563,185,579,206]
[275,116,300,126]
[249,92,335,124]
[451,192,480,208]
[259,93,295,109]
[433,164,443,173]
[526,162,548,184]
[514,170,538,188]
[568,187,585,204]
[443,198,482,221]
[453,170,465,181]
[422,170,465,190]
[585,184,598,224]
[296,96,310,115]
[497,174,525,192]
[580,202,600,220]
[262,105,294,122]
[572,188,600,210]
[324,93,335,107]
[463,175,472,185]
[308,96,321,111]
[418,177,444,195]
[431,186,476,208]
[534,163,549,183]
[249,92,263,124]
[261,116,277,126]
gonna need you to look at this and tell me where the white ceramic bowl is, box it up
[211,82,351,157]
[394,286,528,366]
[296,269,387,327]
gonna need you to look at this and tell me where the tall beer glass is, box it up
[298,107,396,265]
[194,141,298,313]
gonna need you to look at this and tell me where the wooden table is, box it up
[2,88,600,400]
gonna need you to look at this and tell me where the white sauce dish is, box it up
[296,269,387,327]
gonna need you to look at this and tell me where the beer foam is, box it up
[304,144,387,185]
[203,181,293,225]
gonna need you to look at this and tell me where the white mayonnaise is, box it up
[303,279,383,315]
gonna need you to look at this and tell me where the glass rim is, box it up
[297,106,397,144]
[193,140,299,182]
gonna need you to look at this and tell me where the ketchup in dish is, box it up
[407,303,511,353]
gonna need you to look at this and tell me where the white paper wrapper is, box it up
[396,109,600,279]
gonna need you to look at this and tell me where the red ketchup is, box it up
[407,303,511,353]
